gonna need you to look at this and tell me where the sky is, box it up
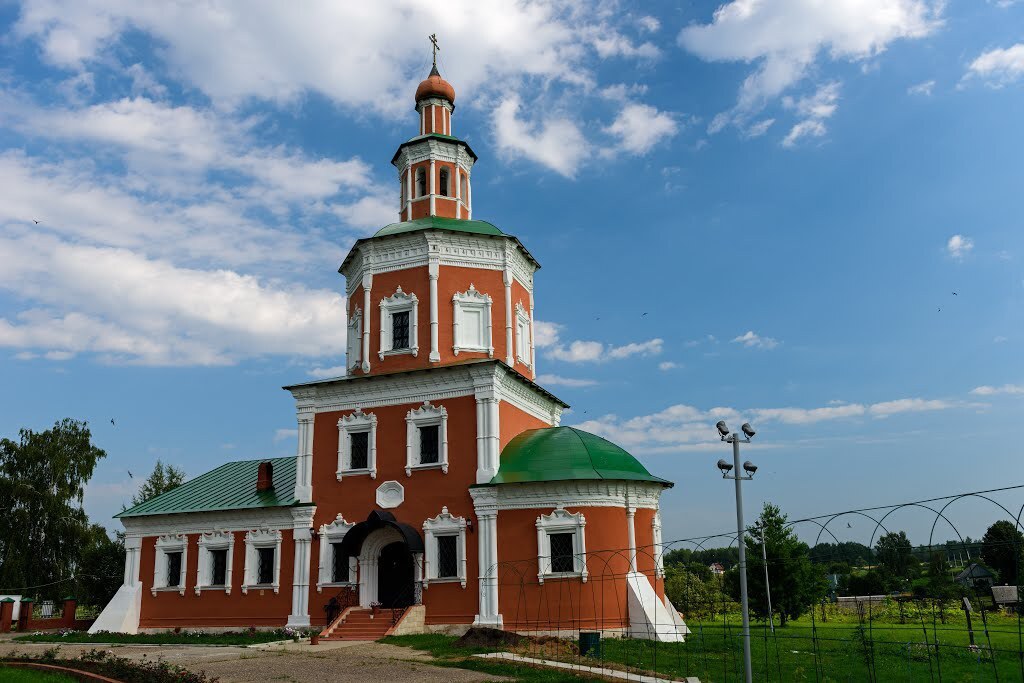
[1,0,1023,551]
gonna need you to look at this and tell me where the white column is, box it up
[361,273,372,373]
[405,165,413,221]
[428,260,440,362]
[123,536,142,586]
[420,105,425,135]
[287,506,316,629]
[528,289,537,380]
[470,487,502,628]
[467,174,472,219]
[653,511,665,577]
[455,166,462,219]
[626,506,638,573]
[503,268,514,366]
[475,397,488,484]
[293,410,314,502]
[431,105,436,134]
[488,398,500,476]
[429,159,436,216]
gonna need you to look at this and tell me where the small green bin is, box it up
[579,631,602,657]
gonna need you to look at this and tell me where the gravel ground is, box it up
[1,639,508,682]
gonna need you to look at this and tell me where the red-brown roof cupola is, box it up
[415,63,456,105]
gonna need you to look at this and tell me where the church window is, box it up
[452,285,493,356]
[211,549,228,586]
[331,543,349,582]
[197,530,234,594]
[166,551,182,587]
[405,401,448,475]
[336,409,377,480]
[439,168,450,196]
[535,508,588,583]
[460,174,468,203]
[515,302,532,366]
[152,534,188,596]
[400,175,407,207]
[416,168,427,197]
[317,514,357,592]
[241,528,282,594]
[378,287,418,359]
[422,507,467,587]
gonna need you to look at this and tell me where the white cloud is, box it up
[781,82,840,147]
[536,374,598,388]
[964,44,1024,87]
[604,103,679,154]
[867,398,957,417]
[658,361,680,371]
[307,366,347,379]
[994,336,1009,343]
[731,330,780,349]
[678,0,940,132]
[547,338,663,363]
[907,79,936,96]
[273,428,298,443]
[970,384,1024,396]
[533,321,563,349]
[637,16,661,33]
[744,118,775,138]
[947,234,974,260]
[493,96,587,177]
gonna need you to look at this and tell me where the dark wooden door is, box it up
[377,542,413,608]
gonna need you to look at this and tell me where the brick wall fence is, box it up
[0,597,95,633]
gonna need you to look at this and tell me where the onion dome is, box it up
[415,64,456,104]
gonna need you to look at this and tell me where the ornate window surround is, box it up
[195,530,234,595]
[405,401,449,476]
[152,533,188,596]
[379,286,419,359]
[515,301,531,366]
[241,528,282,594]
[652,511,665,578]
[347,307,362,370]
[535,508,588,584]
[422,506,467,588]
[317,514,358,592]
[452,285,493,356]
[336,409,378,481]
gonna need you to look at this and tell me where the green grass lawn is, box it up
[13,629,291,646]
[0,666,78,682]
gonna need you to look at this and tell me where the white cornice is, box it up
[120,508,298,538]
[472,480,664,511]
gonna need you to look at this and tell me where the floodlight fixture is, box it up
[717,459,734,474]
[741,423,756,439]
[716,421,730,438]
[743,461,758,475]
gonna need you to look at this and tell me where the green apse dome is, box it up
[490,427,673,487]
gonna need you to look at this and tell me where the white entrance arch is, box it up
[357,526,410,607]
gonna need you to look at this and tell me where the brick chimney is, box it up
[256,461,274,492]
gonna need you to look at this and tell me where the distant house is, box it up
[992,585,1019,609]
[709,563,725,576]
[955,563,995,589]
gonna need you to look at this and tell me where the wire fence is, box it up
[484,485,1024,682]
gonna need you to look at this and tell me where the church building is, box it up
[91,51,687,641]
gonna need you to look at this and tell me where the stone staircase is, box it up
[321,607,404,641]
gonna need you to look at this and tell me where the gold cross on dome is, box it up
[429,34,440,66]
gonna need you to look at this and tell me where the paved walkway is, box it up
[1,639,507,682]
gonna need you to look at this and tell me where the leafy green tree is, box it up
[875,531,916,580]
[0,419,106,601]
[76,524,125,608]
[847,569,886,596]
[665,566,719,619]
[926,551,954,599]
[731,503,828,626]
[980,520,1024,585]
[131,460,186,506]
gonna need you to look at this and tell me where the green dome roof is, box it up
[374,216,504,238]
[490,427,672,487]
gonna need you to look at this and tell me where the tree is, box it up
[732,503,828,626]
[980,520,1024,585]
[131,460,186,506]
[76,524,125,608]
[926,551,955,599]
[875,531,915,580]
[665,566,719,620]
[0,419,106,601]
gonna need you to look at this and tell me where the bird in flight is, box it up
[952,292,958,296]
[128,470,133,479]
[110,418,116,426]
[641,312,648,317]
[33,220,40,224]
[847,522,852,528]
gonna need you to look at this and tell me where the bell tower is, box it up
[393,35,475,222]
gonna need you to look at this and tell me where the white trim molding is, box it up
[652,511,665,578]
[422,506,468,588]
[195,530,234,595]
[317,514,357,593]
[241,528,282,594]
[405,401,449,475]
[337,409,378,480]
[152,533,188,596]
[452,284,493,357]
[515,301,532,367]
[379,286,419,359]
[536,508,588,584]
[375,480,405,509]
[347,306,363,370]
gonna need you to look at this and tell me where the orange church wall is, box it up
[437,265,505,365]
[499,401,550,448]
[137,531,294,629]
[362,265,430,375]
[494,506,637,631]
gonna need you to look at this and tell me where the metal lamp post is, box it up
[716,420,758,683]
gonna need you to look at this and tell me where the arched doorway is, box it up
[377,542,414,608]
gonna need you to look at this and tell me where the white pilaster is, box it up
[287,506,316,629]
[431,104,436,134]
[626,506,638,573]
[528,290,537,380]
[488,398,500,476]
[406,165,413,221]
[124,536,142,586]
[470,487,502,628]
[361,273,372,373]
[428,260,440,362]
[652,510,665,577]
[503,268,514,366]
[473,382,501,484]
[293,410,314,502]
[429,159,436,216]
[455,166,461,219]
[467,174,472,219]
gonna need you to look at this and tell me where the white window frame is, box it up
[515,301,532,366]
[452,285,493,356]
[379,286,418,359]
[241,528,282,594]
[195,530,234,595]
[317,514,358,592]
[405,401,448,476]
[347,306,362,370]
[337,408,377,481]
[152,533,188,596]
[536,508,588,584]
[422,506,467,588]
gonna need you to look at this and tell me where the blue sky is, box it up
[1,0,1023,548]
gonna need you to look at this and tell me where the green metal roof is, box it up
[489,427,672,487]
[374,216,504,238]
[116,456,298,518]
